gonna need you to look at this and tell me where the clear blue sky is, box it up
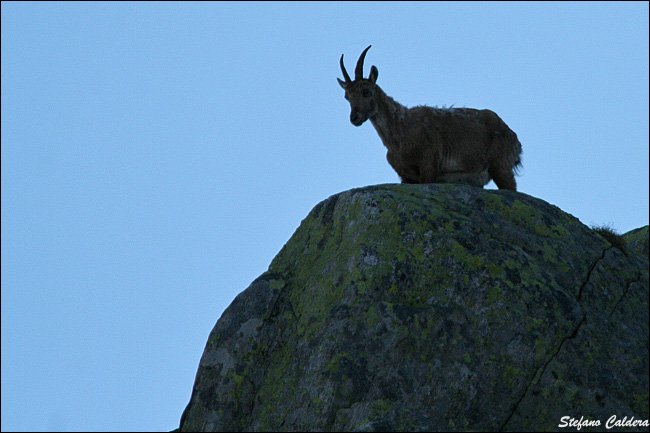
[2,2,648,431]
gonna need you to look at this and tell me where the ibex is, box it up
[338,46,522,191]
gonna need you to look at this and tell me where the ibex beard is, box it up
[338,45,522,191]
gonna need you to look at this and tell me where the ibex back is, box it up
[338,46,522,191]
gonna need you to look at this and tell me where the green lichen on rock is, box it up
[180,184,649,432]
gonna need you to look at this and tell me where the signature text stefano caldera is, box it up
[558,415,649,430]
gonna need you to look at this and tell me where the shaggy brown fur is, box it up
[338,46,522,190]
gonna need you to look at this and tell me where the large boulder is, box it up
[180,184,649,431]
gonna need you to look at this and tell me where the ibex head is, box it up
[338,45,379,126]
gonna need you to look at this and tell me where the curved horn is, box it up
[339,54,352,83]
[355,45,372,80]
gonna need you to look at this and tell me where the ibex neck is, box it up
[369,86,408,150]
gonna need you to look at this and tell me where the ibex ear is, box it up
[369,65,378,83]
[337,78,347,89]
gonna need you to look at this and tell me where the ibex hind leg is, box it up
[489,166,517,191]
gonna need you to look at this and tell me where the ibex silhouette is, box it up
[338,46,522,190]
